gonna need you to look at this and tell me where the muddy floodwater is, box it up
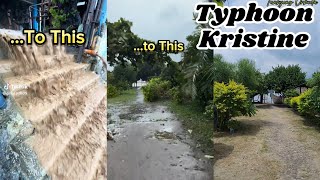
[107,89,212,180]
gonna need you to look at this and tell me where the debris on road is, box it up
[204,155,214,159]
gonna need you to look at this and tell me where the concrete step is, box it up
[19,71,100,123]
[3,45,74,76]
[26,82,106,175]
[90,149,107,180]
[86,148,106,180]
[4,62,90,103]
[0,60,14,78]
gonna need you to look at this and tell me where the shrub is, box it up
[169,87,184,104]
[107,85,120,98]
[205,80,256,130]
[284,98,291,106]
[142,78,171,102]
[284,89,299,106]
[298,88,320,116]
[227,120,241,130]
[290,96,301,109]
[114,80,131,91]
[284,89,299,98]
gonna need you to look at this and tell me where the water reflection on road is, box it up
[107,89,211,180]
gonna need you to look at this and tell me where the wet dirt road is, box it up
[107,89,211,180]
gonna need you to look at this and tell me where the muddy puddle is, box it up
[107,89,212,180]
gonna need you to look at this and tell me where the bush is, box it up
[298,88,320,116]
[284,98,291,106]
[142,78,171,102]
[284,89,300,106]
[227,120,241,130]
[114,80,131,91]
[205,80,256,130]
[169,87,184,104]
[107,85,120,98]
[284,89,299,98]
[290,96,301,109]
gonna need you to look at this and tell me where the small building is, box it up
[132,79,147,88]
[295,83,309,94]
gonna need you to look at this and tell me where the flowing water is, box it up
[0,29,107,179]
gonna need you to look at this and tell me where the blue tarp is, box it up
[33,0,39,31]
[0,92,7,110]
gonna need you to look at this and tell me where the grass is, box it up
[168,101,213,155]
[108,89,137,104]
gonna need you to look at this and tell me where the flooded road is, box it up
[107,89,211,180]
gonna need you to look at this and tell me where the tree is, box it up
[205,80,256,130]
[265,65,306,94]
[113,64,137,83]
[160,61,183,87]
[107,18,172,67]
[49,0,81,30]
[235,59,260,92]
[308,71,320,88]
[192,54,236,108]
[136,60,165,81]
[235,59,267,102]
[110,64,137,90]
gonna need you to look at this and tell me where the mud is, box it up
[107,89,211,180]
[0,29,107,179]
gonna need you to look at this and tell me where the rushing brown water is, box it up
[0,29,107,179]
[0,29,73,76]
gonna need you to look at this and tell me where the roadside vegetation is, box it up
[285,71,320,126]
[107,16,320,154]
[107,4,320,164]
[107,89,137,104]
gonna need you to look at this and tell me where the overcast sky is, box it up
[108,0,320,77]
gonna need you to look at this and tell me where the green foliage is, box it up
[107,85,120,98]
[284,89,299,98]
[235,59,265,95]
[206,80,256,130]
[113,64,137,85]
[107,71,129,91]
[214,0,224,6]
[284,98,291,106]
[307,71,320,88]
[107,64,137,91]
[49,8,67,28]
[227,120,241,130]
[290,96,302,109]
[108,89,137,104]
[182,52,236,108]
[142,78,171,102]
[168,102,213,154]
[265,65,306,93]
[289,88,320,118]
[137,61,165,81]
[284,89,300,105]
[180,28,215,107]
[288,70,320,126]
[296,71,320,119]
[299,89,320,119]
[49,0,80,30]
[169,87,184,104]
[107,18,171,67]
[160,61,183,86]
[182,44,266,107]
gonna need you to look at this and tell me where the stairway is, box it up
[0,30,107,179]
